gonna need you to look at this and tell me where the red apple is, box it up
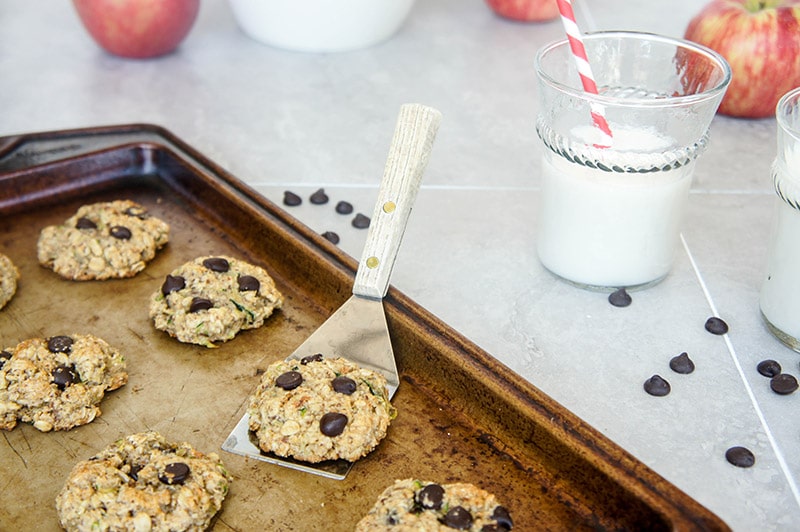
[485,0,559,22]
[73,0,200,59]
[684,0,800,118]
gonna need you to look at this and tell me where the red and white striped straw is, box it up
[555,0,613,141]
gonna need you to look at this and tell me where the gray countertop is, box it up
[2,1,798,529]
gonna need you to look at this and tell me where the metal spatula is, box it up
[223,103,442,479]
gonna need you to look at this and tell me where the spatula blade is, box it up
[286,295,399,398]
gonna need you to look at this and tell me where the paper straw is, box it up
[555,0,613,140]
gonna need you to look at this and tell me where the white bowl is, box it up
[228,0,417,53]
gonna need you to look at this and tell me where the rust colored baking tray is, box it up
[0,124,728,531]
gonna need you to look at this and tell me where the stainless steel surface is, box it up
[284,296,400,397]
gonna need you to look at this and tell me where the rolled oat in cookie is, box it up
[37,200,169,280]
[149,255,283,347]
[56,431,232,532]
[356,478,513,531]
[247,355,396,463]
[0,252,19,310]
[0,333,127,432]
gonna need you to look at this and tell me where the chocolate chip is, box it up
[704,317,728,335]
[189,297,213,313]
[275,371,303,390]
[129,463,142,481]
[669,352,695,374]
[757,359,781,378]
[608,288,632,307]
[332,376,357,395]
[47,335,73,353]
[161,274,186,296]
[443,506,473,529]
[159,462,190,485]
[725,446,755,468]
[335,201,353,215]
[416,483,444,510]
[75,217,97,230]
[319,412,348,437]
[202,257,230,273]
[52,364,78,390]
[492,506,513,529]
[109,225,131,240]
[301,354,323,365]
[283,191,302,206]
[770,373,798,395]
[310,188,329,205]
[321,231,340,244]
[238,275,260,292]
[0,350,10,370]
[643,374,670,396]
[352,213,370,229]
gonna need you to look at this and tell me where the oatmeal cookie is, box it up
[149,255,283,347]
[0,252,19,310]
[355,479,514,531]
[37,200,169,280]
[56,431,232,532]
[0,334,127,432]
[247,354,396,463]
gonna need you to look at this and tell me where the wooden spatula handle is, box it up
[353,103,442,299]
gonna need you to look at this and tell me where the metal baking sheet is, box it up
[0,125,729,531]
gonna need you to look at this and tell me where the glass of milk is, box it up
[760,87,800,352]
[534,32,731,290]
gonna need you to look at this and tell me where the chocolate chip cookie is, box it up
[37,200,169,280]
[0,333,127,432]
[356,479,514,531]
[247,355,396,463]
[56,431,232,532]
[0,252,19,310]
[149,255,283,347]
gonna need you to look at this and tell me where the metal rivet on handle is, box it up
[366,257,379,268]
[382,201,396,213]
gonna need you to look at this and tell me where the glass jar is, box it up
[760,87,800,352]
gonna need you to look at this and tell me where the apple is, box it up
[684,0,800,118]
[485,0,559,22]
[72,0,200,59]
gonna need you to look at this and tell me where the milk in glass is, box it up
[537,124,694,289]
[534,32,731,290]
[760,141,800,351]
